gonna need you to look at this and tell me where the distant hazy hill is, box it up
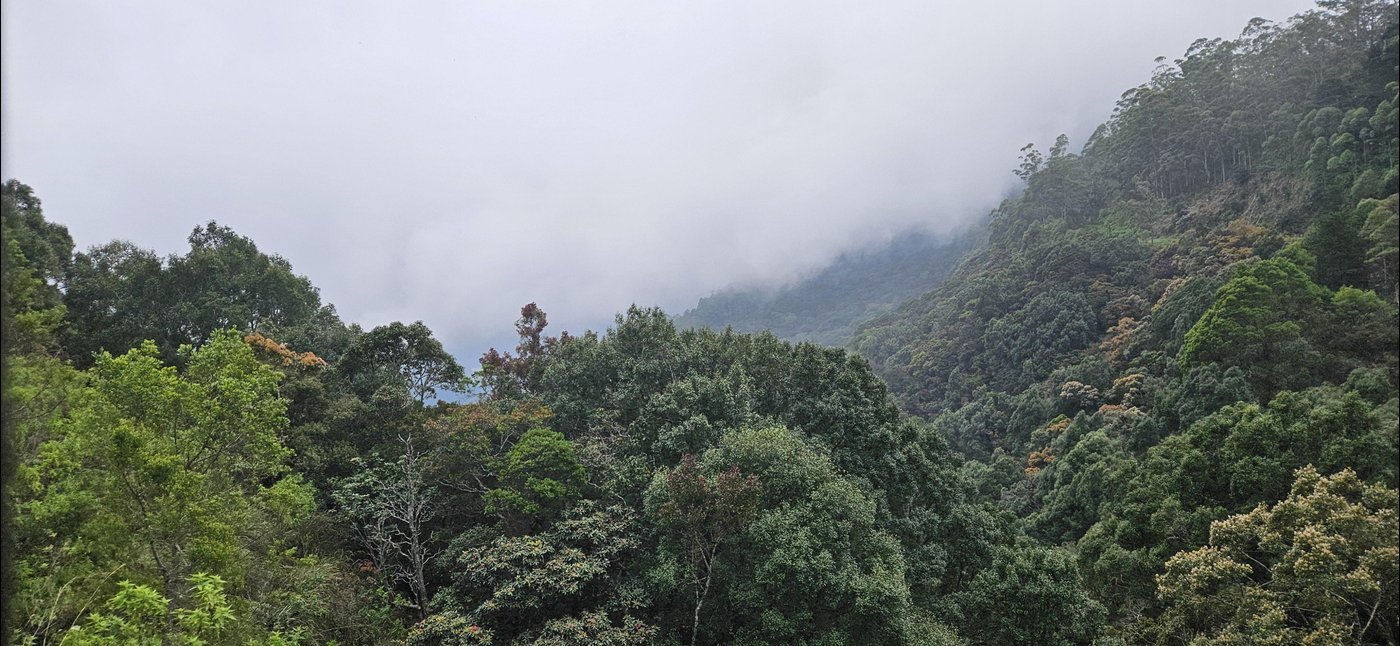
[676,229,972,346]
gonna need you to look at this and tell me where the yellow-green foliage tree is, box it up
[14,330,315,642]
[1153,466,1398,644]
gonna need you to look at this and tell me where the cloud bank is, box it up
[2,0,1317,357]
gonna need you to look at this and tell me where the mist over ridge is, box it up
[3,0,1318,357]
[676,224,976,347]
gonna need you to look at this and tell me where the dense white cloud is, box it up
[2,0,1318,358]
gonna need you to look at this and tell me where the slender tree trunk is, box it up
[690,555,715,646]
[408,523,429,620]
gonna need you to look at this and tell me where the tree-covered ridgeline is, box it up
[849,0,1399,641]
[675,229,973,347]
[2,1,1398,644]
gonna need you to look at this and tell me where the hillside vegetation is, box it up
[851,0,1400,640]
[676,229,971,346]
[2,1,1397,644]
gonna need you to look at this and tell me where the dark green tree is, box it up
[951,544,1106,645]
[337,321,466,405]
[645,454,760,646]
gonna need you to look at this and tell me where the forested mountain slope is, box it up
[676,229,970,346]
[849,0,1400,640]
[1,1,1397,645]
[856,2,1398,421]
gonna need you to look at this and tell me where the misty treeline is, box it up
[676,231,973,347]
[2,0,1398,644]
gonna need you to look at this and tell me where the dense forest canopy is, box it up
[3,1,1398,644]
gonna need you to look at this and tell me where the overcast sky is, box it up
[2,0,1318,360]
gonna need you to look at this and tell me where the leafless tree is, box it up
[382,434,438,619]
[339,435,440,619]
